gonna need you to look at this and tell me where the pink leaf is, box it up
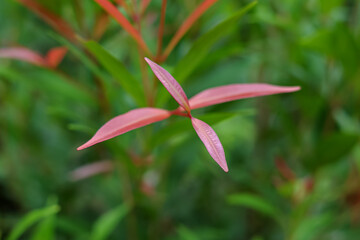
[189,83,301,110]
[77,108,171,150]
[191,117,228,172]
[145,57,191,114]
[45,47,67,68]
[0,47,46,66]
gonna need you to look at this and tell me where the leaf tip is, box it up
[77,144,87,151]
[293,86,301,91]
[144,57,151,63]
[77,140,94,151]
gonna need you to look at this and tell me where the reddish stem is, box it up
[140,0,152,16]
[162,0,219,59]
[17,0,76,42]
[95,0,152,56]
[156,0,167,59]
[117,0,133,17]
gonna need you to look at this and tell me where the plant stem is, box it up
[162,0,219,59]
[132,0,138,11]
[156,0,167,59]
[140,0,152,16]
[117,0,132,15]
[170,109,191,118]
[135,13,153,107]
[115,160,139,240]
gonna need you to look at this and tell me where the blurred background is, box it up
[0,0,360,239]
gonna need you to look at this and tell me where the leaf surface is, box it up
[188,83,300,110]
[7,205,60,240]
[91,204,129,240]
[85,41,145,106]
[77,108,171,150]
[191,118,228,172]
[0,47,46,66]
[157,1,257,106]
[172,1,257,84]
[145,57,191,113]
[227,193,281,220]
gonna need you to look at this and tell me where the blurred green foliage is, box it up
[1,0,360,239]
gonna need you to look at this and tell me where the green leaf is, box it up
[68,123,95,134]
[157,1,257,106]
[319,0,344,14]
[84,41,145,106]
[51,34,122,110]
[227,193,280,220]
[30,216,55,240]
[301,24,359,76]
[0,67,96,106]
[91,204,130,240]
[177,225,199,240]
[304,132,359,170]
[291,213,334,240]
[7,205,60,240]
[51,34,109,82]
[56,217,89,239]
[173,1,257,84]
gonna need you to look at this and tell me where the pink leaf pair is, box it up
[77,58,300,172]
[0,47,67,68]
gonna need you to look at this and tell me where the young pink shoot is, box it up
[78,58,300,173]
[77,108,171,150]
[145,58,227,171]
[0,47,46,66]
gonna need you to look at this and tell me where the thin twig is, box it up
[117,0,132,15]
[156,0,167,59]
[95,0,152,56]
[162,0,219,59]
[17,0,76,42]
[140,0,152,16]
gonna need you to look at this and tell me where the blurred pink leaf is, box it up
[145,57,191,114]
[77,108,171,150]
[191,117,228,172]
[188,83,301,110]
[0,47,46,66]
[69,160,113,181]
[45,47,68,68]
